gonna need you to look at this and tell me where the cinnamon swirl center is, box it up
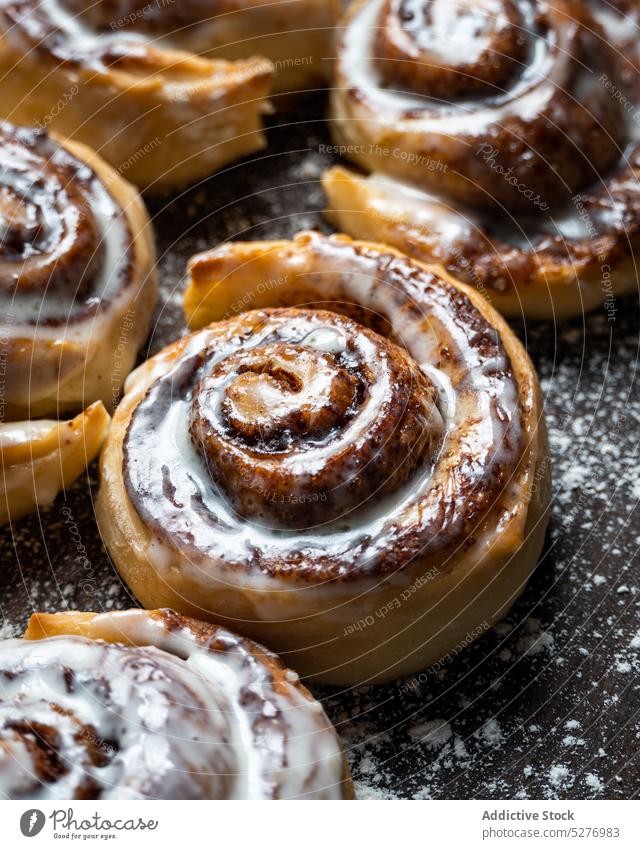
[0,123,133,326]
[0,152,102,296]
[340,0,629,209]
[375,0,528,96]
[187,312,444,528]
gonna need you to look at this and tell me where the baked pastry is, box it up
[0,2,275,191]
[0,122,157,522]
[0,608,352,799]
[54,0,341,94]
[324,0,640,319]
[97,232,551,685]
[0,403,110,525]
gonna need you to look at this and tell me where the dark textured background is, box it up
[1,94,639,799]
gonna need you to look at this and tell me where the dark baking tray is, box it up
[1,93,639,800]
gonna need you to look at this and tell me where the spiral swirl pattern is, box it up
[0,124,125,322]
[0,609,350,799]
[325,0,640,318]
[333,0,626,209]
[0,121,156,419]
[97,233,550,683]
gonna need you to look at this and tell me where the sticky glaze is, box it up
[123,233,523,585]
[327,0,640,299]
[333,0,630,210]
[0,609,346,800]
[327,161,640,295]
[0,123,133,335]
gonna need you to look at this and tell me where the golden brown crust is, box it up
[331,0,624,208]
[3,0,339,94]
[0,122,155,524]
[0,401,110,525]
[322,166,640,320]
[97,232,550,684]
[0,4,274,190]
[324,0,640,319]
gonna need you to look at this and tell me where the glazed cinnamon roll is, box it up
[0,122,156,523]
[97,232,550,685]
[324,0,640,319]
[0,2,275,191]
[0,608,352,799]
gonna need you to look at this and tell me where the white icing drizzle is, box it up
[340,0,560,133]
[0,611,346,800]
[361,171,597,248]
[2,0,148,61]
[124,236,522,589]
[0,126,134,344]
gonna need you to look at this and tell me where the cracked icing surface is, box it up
[0,95,638,799]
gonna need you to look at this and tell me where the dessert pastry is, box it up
[58,0,342,94]
[324,0,640,319]
[97,232,551,685]
[0,608,352,799]
[0,403,110,525]
[0,122,157,523]
[0,1,275,191]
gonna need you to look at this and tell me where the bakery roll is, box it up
[97,232,550,685]
[0,608,352,799]
[0,1,276,191]
[324,0,640,319]
[0,122,157,523]
[57,0,341,94]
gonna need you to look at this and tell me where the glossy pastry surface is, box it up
[325,0,640,319]
[0,121,156,523]
[0,1,275,190]
[97,232,551,684]
[0,608,351,799]
[0,402,110,525]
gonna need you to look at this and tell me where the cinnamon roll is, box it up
[0,122,156,523]
[0,608,352,799]
[97,232,550,685]
[0,2,275,191]
[324,0,640,319]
